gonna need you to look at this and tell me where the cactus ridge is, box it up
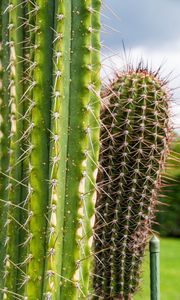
[58,2,94,298]
[43,2,71,299]
[24,1,55,298]
[0,0,10,291]
[17,1,38,296]
[3,1,25,298]
[79,1,101,298]
[93,67,172,299]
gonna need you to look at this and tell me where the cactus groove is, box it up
[93,67,172,300]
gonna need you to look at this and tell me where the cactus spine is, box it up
[0,1,101,299]
[93,68,172,299]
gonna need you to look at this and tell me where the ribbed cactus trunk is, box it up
[93,68,172,300]
[0,1,101,299]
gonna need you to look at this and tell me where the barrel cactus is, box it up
[93,67,172,299]
[0,1,101,299]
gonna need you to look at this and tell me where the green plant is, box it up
[93,67,172,299]
[0,1,173,299]
[0,1,101,299]
[155,177,180,237]
[153,137,180,237]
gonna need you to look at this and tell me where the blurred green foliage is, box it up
[155,135,180,237]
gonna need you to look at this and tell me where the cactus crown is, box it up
[93,66,172,299]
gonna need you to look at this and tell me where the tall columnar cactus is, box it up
[93,67,172,299]
[0,1,101,299]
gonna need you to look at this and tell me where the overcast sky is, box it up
[101,0,180,131]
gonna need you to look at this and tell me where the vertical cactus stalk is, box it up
[0,0,10,291]
[17,1,36,295]
[44,1,102,299]
[24,1,54,298]
[79,1,101,298]
[59,1,95,298]
[93,67,172,299]
[43,1,72,299]
[2,2,25,299]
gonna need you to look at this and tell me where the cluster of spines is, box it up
[0,1,101,300]
[93,68,172,299]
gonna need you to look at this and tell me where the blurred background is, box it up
[101,1,180,299]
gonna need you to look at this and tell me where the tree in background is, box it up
[156,134,180,237]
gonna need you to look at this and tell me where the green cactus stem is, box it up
[2,1,25,299]
[43,1,98,299]
[0,0,10,290]
[0,0,101,299]
[93,67,172,300]
[43,1,72,299]
[24,1,54,298]
[79,1,101,298]
[17,1,37,295]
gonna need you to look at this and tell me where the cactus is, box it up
[93,67,172,299]
[0,1,173,299]
[0,1,101,299]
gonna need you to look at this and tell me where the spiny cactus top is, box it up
[93,67,172,300]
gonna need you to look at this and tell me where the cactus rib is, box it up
[3,1,25,299]
[58,1,93,298]
[79,0,101,298]
[24,0,54,298]
[0,0,10,292]
[43,1,72,299]
[17,1,36,295]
